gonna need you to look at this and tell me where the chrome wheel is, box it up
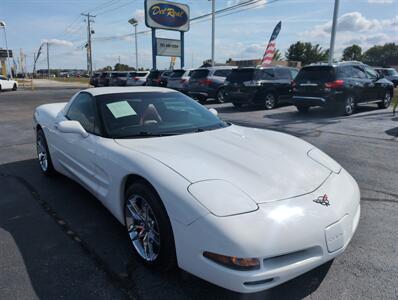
[216,88,225,103]
[345,96,355,115]
[264,93,276,110]
[384,92,391,107]
[36,135,48,172]
[125,195,160,262]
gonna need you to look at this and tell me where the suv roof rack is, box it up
[338,61,364,65]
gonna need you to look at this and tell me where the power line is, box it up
[92,0,281,42]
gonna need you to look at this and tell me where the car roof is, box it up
[84,86,176,96]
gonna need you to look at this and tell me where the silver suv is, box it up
[188,66,237,103]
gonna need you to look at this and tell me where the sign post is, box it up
[145,0,190,70]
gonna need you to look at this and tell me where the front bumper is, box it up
[173,169,360,293]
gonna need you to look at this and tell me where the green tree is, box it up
[285,41,328,65]
[342,44,363,61]
[100,66,112,71]
[114,63,135,71]
[363,43,398,66]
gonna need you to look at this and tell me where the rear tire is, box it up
[124,181,176,271]
[264,92,277,110]
[296,105,310,113]
[12,84,17,91]
[342,95,356,116]
[36,129,55,176]
[216,88,226,103]
[377,91,392,109]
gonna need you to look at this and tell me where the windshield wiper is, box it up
[115,131,180,139]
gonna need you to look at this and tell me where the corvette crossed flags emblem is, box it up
[313,194,330,207]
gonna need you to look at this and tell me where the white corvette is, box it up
[33,87,360,293]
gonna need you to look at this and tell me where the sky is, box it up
[0,0,397,72]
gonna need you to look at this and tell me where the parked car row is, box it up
[90,62,394,116]
[223,62,394,116]
[90,71,150,87]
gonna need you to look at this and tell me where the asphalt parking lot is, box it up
[0,87,397,300]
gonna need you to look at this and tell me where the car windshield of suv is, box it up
[148,71,161,79]
[170,70,186,78]
[190,69,210,79]
[295,66,335,82]
[255,69,275,80]
[226,69,255,83]
[97,92,228,138]
[136,72,148,77]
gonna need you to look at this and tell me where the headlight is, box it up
[188,180,258,217]
[203,251,260,271]
[307,148,341,174]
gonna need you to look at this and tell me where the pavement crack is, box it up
[0,172,140,300]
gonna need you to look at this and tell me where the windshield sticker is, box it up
[106,101,137,119]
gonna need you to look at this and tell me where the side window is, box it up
[351,66,367,79]
[66,93,97,134]
[337,66,352,79]
[258,69,275,80]
[290,69,298,79]
[0,75,5,80]
[364,67,378,80]
[274,68,291,80]
[213,69,232,77]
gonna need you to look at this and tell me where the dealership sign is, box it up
[145,0,190,32]
[156,38,181,57]
[0,50,13,58]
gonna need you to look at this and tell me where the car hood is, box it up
[115,125,332,203]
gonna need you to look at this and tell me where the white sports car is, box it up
[33,87,360,293]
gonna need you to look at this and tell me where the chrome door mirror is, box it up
[56,120,89,138]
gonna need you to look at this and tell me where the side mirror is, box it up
[56,120,89,138]
[209,108,218,117]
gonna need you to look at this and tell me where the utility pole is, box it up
[211,0,215,67]
[82,13,95,77]
[328,0,340,64]
[128,18,139,70]
[46,42,50,79]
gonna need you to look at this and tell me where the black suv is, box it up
[293,62,394,115]
[224,67,298,109]
[146,70,170,87]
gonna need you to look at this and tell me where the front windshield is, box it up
[97,92,228,138]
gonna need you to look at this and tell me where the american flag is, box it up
[261,21,282,67]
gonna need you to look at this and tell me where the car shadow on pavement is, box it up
[0,159,333,300]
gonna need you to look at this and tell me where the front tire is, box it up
[377,91,392,109]
[12,84,17,91]
[36,129,55,176]
[124,181,176,271]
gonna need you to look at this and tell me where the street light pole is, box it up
[128,18,139,70]
[46,42,50,79]
[134,23,138,70]
[211,0,215,67]
[328,0,340,64]
[0,21,12,78]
